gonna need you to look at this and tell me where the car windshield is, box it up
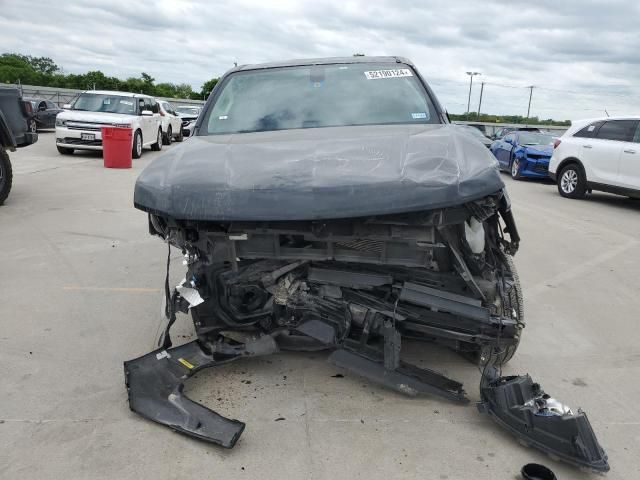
[203,63,439,135]
[176,107,200,115]
[72,93,137,115]
[518,132,554,145]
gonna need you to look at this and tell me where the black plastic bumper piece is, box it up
[478,368,609,472]
[328,347,468,403]
[124,341,245,448]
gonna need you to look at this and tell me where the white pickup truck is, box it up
[55,90,163,158]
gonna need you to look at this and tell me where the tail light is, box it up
[553,139,561,149]
[23,101,33,114]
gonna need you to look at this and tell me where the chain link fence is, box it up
[5,84,205,108]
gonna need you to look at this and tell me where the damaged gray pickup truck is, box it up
[125,57,608,472]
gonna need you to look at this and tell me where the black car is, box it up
[0,87,38,204]
[124,57,608,472]
[24,97,62,130]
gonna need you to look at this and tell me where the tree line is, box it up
[0,53,218,100]
[449,112,570,126]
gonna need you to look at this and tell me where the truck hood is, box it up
[134,124,505,221]
[57,110,137,125]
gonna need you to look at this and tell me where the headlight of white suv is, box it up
[55,119,66,127]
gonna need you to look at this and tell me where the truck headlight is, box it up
[55,119,66,127]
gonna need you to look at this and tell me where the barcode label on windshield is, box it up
[364,69,413,80]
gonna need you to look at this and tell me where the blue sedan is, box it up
[490,131,555,180]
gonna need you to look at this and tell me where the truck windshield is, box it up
[72,94,137,115]
[203,63,439,135]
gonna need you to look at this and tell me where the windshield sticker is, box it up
[411,112,427,119]
[587,125,596,131]
[120,100,133,106]
[103,98,111,104]
[219,115,228,120]
[364,69,413,80]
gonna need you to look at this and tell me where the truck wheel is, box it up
[0,148,13,206]
[461,253,525,365]
[132,130,143,159]
[57,146,74,155]
[558,163,587,199]
[151,128,163,151]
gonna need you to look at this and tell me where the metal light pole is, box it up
[526,86,534,118]
[466,72,480,119]
[477,82,485,120]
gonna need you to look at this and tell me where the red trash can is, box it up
[102,127,133,169]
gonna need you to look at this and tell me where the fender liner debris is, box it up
[124,341,246,448]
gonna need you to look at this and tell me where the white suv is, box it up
[157,100,183,145]
[56,90,164,158]
[549,116,640,199]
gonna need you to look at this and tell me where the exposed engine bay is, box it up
[154,190,522,365]
[124,190,608,472]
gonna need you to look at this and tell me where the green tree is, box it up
[0,53,40,84]
[200,77,219,99]
[27,56,58,76]
[0,51,212,102]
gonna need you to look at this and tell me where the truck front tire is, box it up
[0,147,13,205]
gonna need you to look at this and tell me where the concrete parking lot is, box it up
[1,131,639,480]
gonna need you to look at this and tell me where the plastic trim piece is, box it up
[478,368,609,472]
[124,341,245,448]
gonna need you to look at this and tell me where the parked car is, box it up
[459,124,492,147]
[55,90,163,158]
[24,97,62,130]
[549,116,640,199]
[175,105,202,137]
[491,131,554,179]
[0,87,38,204]
[157,100,184,144]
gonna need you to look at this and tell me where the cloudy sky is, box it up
[1,0,639,120]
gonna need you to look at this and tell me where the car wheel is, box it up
[510,157,523,180]
[175,127,184,142]
[151,128,163,151]
[132,130,143,159]
[557,163,586,199]
[164,126,173,145]
[0,148,13,206]
[56,146,74,155]
[29,119,37,133]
